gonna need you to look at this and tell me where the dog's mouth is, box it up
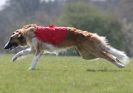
[8,46,17,50]
[4,42,18,50]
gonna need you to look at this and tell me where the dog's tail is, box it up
[107,46,129,66]
[94,34,129,67]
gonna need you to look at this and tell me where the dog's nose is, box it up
[4,42,10,49]
[4,44,8,49]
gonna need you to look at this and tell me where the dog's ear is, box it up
[18,33,22,38]
[17,32,26,44]
[17,31,25,38]
[22,24,37,29]
[22,24,36,33]
[27,27,35,31]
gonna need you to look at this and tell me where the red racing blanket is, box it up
[34,25,68,45]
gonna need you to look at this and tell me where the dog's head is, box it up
[4,24,37,50]
[4,30,27,50]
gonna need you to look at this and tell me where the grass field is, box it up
[0,54,133,93]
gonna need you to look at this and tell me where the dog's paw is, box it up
[28,67,36,70]
[12,56,17,62]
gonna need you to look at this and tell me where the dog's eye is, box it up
[18,35,22,39]
[18,35,25,40]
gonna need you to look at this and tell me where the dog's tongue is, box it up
[35,26,68,45]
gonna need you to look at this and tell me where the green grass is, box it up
[0,54,133,93]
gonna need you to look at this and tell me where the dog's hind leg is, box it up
[100,51,126,68]
[77,47,97,60]
[12,48,32,61]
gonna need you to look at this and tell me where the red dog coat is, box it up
[34,25,68,45]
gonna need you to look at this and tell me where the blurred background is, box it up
[0,0,133,56]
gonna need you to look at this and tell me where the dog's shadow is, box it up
[86,68,131,72]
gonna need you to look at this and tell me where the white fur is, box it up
[29,53,41,70]
[108,47,129,65]
[42,43,67,54]
[93,33,108,45]
[27,38,42,70]
[93,34,129,67]
[12,48,32,61]
[44,50,59,56]
[97,34,129,66]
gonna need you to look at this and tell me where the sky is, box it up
[0,0,107,10]
[91,0,106,1]
[0,0,107,7]
[0,0,6,9]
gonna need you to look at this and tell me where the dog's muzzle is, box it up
[4,42,18,50]
[4,42,12,50]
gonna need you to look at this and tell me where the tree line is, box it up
[0,0,133,56]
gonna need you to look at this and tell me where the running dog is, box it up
[4,24,129,70]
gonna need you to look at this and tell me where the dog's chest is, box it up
[34,26,68,45]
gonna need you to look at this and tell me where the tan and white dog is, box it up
[4,24,129,70]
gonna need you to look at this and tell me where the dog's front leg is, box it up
[28,51,42,70]
[12,48,32,61]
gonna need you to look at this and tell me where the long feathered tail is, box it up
[94,34,130,67]
[107,47,129,66]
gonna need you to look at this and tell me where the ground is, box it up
[0,54,133,93]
